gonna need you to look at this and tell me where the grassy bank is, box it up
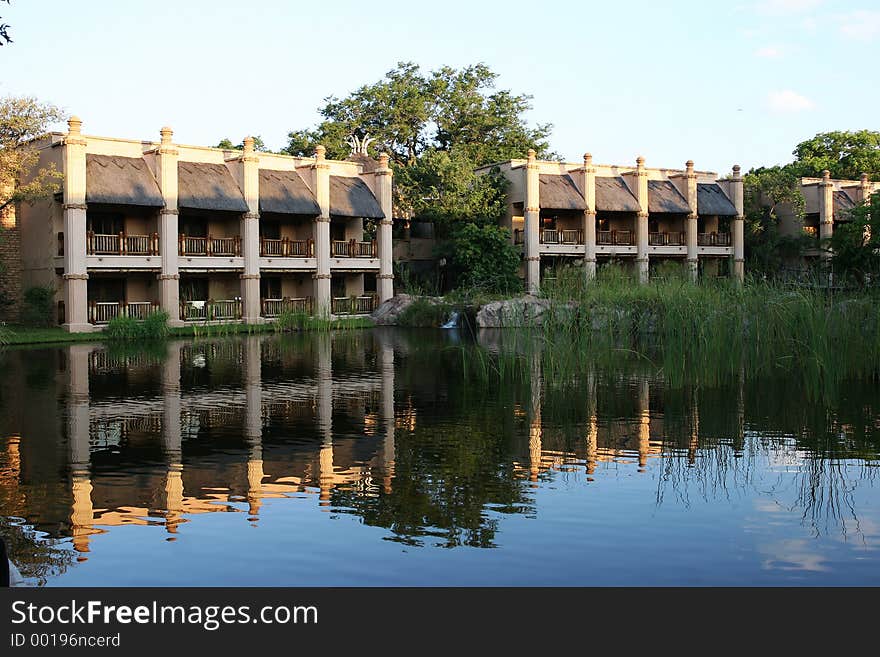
[0,315,374,346]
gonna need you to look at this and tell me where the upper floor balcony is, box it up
[87,231,160,256]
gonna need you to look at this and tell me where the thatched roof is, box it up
[834,190,856,216]
[259,169,320,216]
[178,162,249,212]
[85,155,164,207]
[330,176,384,218]
[539,174,586,211]
[648,180,690,214]
[595,177,640,213]
[697,183,737,216]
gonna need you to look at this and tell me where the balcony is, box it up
[180,299,242,321]
[261,297,313,318]
[87,231,159,255]
[649,231,686,247]
[597,230,634,246]
[332,240,377,258]
[697,232,731,247]
[88,301,160,325]
[260,237,314,257]
[178,235,242,257]
[540,229,583,245]
[331,295,378,315]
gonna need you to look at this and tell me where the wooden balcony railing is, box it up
[331,295,378,315]
[178,235,242,256]
[697,232,731,247]
[179,299,242,321]
[260,237,314,257]
[88,301,160,325]
[261,297,313,318]
[597,230,634,246]
[87,231,159,255]
[649,231,686,246]
[540,229,584,245]
[332,239,377,258]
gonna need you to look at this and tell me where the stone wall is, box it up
[0,202,21,323]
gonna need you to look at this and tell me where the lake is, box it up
[1,328,879,586]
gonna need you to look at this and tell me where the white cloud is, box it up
[767,89,815,113]
[838,10,880,40]
[759,0,823,14]
[754,46,783,57]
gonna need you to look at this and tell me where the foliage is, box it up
[396,299,452,327]
[743,164,809,275]
[438,223,521,294]
[215,136,272,152]
[19,285,54,327]
[830,191,880,284]
[791,130,880,181]
[0,96,65,213]
[105,311,169,341]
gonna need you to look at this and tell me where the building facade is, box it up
[480,150,745,292]
[778,171,877,263]
[17,118,394,332]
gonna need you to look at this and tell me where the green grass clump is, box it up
[397,299,452,327]
[105,311,170,341]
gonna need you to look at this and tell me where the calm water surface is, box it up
[1,329,879,586]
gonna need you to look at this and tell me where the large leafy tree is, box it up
[0,96,65,213]
[283,62,550,293]
[791,130,880,181]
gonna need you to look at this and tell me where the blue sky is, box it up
[1,0,877,173]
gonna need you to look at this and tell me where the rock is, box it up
[371,294,416,325]
[476,296,553,328]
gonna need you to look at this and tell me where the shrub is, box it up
[105,311,169,341]
[397,299,452,327]
[21,285,55,327]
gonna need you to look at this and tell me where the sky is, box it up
[1,0,878,174]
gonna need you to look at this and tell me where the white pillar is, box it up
[240,137,262,323]
[582,153,597,282]
[731,165,745,283]
[316,334,333,504]
[524,149,541,294]
[161,342,183,533]
[62,117,90,332]
[244,336,264,518]
[67,344,93,553]
[684,160,699,282]
[858,173,872,205]
[380,335,395,493]
[819,169,834,262]
[637,378,650,471]
[586,368,598,477]
[635,156,649,284]
[313,146,331,317]
[375,153,394,303]
[156,126,183,326]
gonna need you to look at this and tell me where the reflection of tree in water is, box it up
[0,518,75,585]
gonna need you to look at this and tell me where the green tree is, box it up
[791,130,880,181]
[439,223,522,293]
[214,135,272,152]
[0,96,65,213]
[830,191,880,283]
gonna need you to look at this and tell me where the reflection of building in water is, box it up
[36,333,399,543]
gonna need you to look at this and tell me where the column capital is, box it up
[63,273,89,280]
[525,256,540,262]
[312,273,331,280]
[63,203,88,211]
[525,206,540,213]
[314,216,331,223]
[526,149,538,169]
[636,156,647,176]
[242,211,260,220]
[686,160,697,180]
[157,273,180,281]
[377,273,394,280]
[820,170,833,187]
[240,273,260,280]
[160,208,179,215]
[380,219,393,226]
[731,164,742,180]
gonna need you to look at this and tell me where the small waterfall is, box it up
[440,311,460,329]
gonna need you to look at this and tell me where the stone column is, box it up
[819,169,834,261]
[316,334,333,505]
[528,346,543,484]
[156,127,183,326]
[731,165,745,283]
[524,149,541,294]
[62,117,90,332]
[687,387,699,466]
[635,156,650,284]
[582,153,597,281]
[243,336,264,519]
[313,146,332,317]
[858,173,872,205]
[240,137,262,323]
[684,160,699,282]
[67,344,93,553]
[375,153,395,303]
[585,369,598,478]
[161,342,183,533]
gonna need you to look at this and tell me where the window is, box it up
[260,276,282,299]
[87,212,123,235]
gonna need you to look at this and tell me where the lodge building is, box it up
[480,150,745,292]
[16,117,394,332]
